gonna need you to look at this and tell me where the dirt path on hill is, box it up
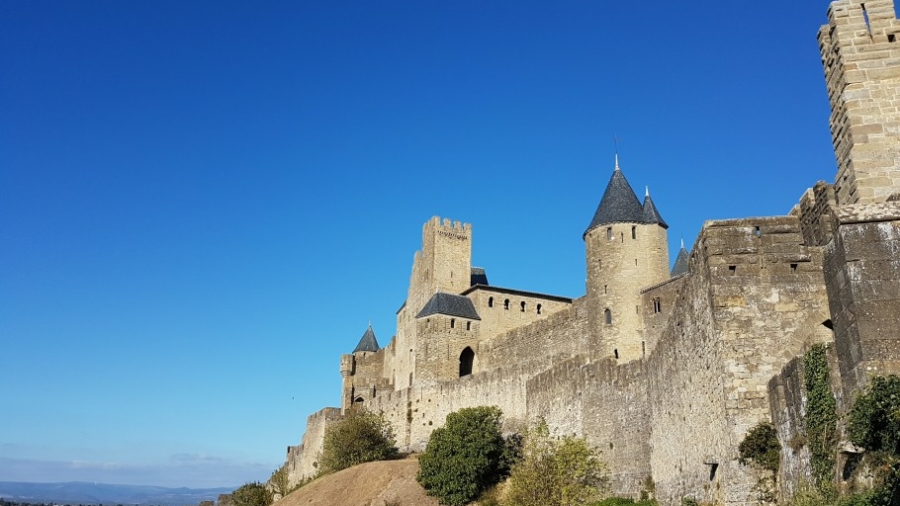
[274,456,441,506]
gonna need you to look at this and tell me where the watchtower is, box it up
[584,158,670,362]
[819,0,900,203]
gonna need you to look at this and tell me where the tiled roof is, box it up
[416,292,481,320]
[641,193,668,229]
[352,325,380,353]
[671,246,690,277]
[584,168,646,236]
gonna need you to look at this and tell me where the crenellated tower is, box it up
[584,157,670,362]
[819,0,900,203]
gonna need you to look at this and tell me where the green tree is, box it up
[417,406,508,506]
[318,406,398,475]
[232,482,272,506]
[738,421,780,473]
[504,419,608,506]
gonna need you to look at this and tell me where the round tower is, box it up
[584,157,670,362]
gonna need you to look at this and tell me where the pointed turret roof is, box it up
[584,163,645,237]
[353,324,380,353]
[641,188,669,229]
[671,241,690,277]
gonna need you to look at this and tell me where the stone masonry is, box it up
[282,2,900,505]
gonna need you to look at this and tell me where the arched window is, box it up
[466,321,471,331]
[607,227,613,240]
[504,299,510,310]
[459,347,475,377]
[520,301,526,312]
[632,226,637,239]
[605,308,612,325]
[537,303,542,315]
[488,297,494,308]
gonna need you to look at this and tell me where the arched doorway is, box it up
[459,347,475,377]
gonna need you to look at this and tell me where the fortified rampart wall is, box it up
[285,407,342,487]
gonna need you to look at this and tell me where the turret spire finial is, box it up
[681,238,685,249]
[646,186,650,197]
[614,136,620,171]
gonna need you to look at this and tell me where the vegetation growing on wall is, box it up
[803,344,838,496]
[232,482,272,506]
[739,421,781,474]
[846,374,900,505]
[318,406,398,475]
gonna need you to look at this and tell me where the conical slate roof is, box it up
[416,292,481,320]
[641,192,668,229]
[584,166,645,237]
[353,324,380,353]
[671,244,690,277]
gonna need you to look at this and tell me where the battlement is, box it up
[427,216,472,237]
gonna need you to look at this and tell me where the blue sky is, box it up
[1,0,850,489]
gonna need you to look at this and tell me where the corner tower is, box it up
[584,158,670,362]
[819,0,900,203]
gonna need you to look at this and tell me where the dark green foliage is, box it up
[416,406,507,506]
[319,406,399,475]
[848,375,900,456]
[804,344,838,496]
[232,482,272,506]
[738,421,781,473]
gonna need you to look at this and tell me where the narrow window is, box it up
[409,373,413,385]
[709,463,719,481]
[459,347,475,377]
[621,232,624,243]
[791,263,798,272]
[890,33,897,42]
[450,318,455,329]
[536,303,542,315]
[598,259,602,270]
[605,308,612,325]
[632,226,636,239]
[642,341,646,356]
[520,301,526,312]
[607,227,613,240]
[729,265,737,275]
[504,299,510,310]
[604,285,608,294]
[466,321,471,330]
[754,226,761,237]
[657,299,662,312]
[372,386,377,397]
[614,349,619,359]
[488,297,494,308]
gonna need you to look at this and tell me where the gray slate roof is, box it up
[671,247,690,277]
[641,194,669,229]
[353,325,380,353]
[416,292,481,320]
[584,167,669,237]
[470,267,489,287]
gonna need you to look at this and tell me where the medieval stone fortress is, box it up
[282,1,900,504]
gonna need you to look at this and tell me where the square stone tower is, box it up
[819,0,900,204]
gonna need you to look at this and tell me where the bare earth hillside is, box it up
[274,457,441,506]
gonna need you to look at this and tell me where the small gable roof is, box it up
[671,247,690,277]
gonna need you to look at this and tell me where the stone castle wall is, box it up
[285,407,341,487]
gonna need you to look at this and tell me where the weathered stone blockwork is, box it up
[280,2,900,504]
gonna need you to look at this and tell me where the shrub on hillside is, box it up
[232,482,272,506]
[318,406,398,475]
[738,421,780,473]
[504,419,608,506]
[417,406,509,506]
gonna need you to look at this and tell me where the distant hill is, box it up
[274,456,439,506]
[0,482,234,506]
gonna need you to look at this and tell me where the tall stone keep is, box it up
[819,0,900,204]
[584,158,669,362]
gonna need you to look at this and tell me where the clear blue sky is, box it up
[1,0,849,489]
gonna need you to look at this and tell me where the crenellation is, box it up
[280,1,900,504]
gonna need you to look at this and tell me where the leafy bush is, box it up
[318,406,398,475]
[504,419,608,506]
[738,421,781,473]
[417,406,508,506]
[232,482,272,506]
[848,375,900,456]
